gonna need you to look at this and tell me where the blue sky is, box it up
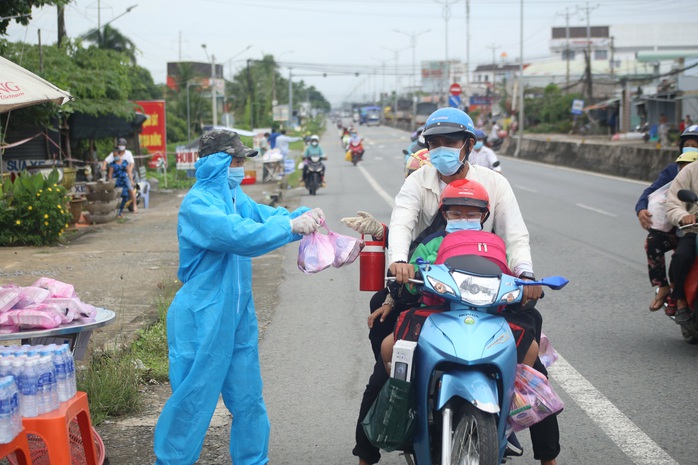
[5,0,696,105]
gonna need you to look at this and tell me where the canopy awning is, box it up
[0,56,72,113]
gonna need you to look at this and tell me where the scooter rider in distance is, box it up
[302,135,327,187]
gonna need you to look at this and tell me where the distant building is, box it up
[166,61,224,92]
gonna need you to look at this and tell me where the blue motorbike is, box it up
[394,254,567,465]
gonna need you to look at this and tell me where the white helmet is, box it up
[310,135,319,142]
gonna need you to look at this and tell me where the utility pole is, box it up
[514,0,524,158]
[557,7,573,93]
[579,2,599,101]
[288,68,293,129]
[178,31,182,61]
[465,0,470,84]
[57,5,66,47]
[486,43,500,115]
[435,0,458,105]
[610,36,615,79]
[211,55,217,126]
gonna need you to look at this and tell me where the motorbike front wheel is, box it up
[450,403,499,465]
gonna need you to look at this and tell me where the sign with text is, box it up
[175,146,198,171]
[571,99,584,115]
[135,100,167,166]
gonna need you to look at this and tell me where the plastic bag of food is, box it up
[328,229,364,268]
[297,231,334,274]
[14,286,50,309]
[538,332,559,368]
[6,308,62,329]
[507,364,564,432]
[0,289,19,313]
[31,277,75,298]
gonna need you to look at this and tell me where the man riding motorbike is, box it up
[346,107,560,465]
[469,129,502,172]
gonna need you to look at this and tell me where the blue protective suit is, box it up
[154,152,309,465]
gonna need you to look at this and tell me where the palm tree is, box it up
[83,25,138,64]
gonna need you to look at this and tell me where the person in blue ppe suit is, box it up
[153,129,324,465]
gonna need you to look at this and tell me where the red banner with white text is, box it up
[135,100,167,168]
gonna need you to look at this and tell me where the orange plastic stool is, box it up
[21,391,98,465]
[0,430,32,465]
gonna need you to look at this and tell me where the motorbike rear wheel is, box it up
[450,403,499,465]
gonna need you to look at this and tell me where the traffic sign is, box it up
[449,95,461,108]
[449,83,462,96]
[571,99,584,115]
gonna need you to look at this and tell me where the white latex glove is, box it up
[291,216,319,235]
[340,211,383,238]
[306,208,325,224]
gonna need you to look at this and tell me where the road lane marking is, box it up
[576,203,617,217]
[358,164,395,208]
[550,355,679,465]
[514,185,538,193]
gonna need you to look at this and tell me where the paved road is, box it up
[261,124,697,465]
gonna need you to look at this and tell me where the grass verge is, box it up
[77,279,179,425]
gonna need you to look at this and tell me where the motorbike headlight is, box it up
[499,289,521,304]
[451,272,501,306]
[426,276,455,296]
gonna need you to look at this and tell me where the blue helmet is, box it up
[473,129,487,140]
[422,108,476,140]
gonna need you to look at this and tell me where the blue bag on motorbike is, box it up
[361,377,417,452]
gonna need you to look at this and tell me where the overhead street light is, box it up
[381,45,409,114]
[201,44,217,127]
[393,29,430,94]
[79,4,138,42]
[186,81,203,141]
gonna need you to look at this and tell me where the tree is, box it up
[83,24,138,64]
[0,0,68,36]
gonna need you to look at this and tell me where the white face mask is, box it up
[117,145,126,151]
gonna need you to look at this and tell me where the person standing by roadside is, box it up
[659,113,669,148]
[274,129,302,160]
[103,137,137,213]
[153,129,325,465]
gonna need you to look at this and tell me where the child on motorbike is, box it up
[375,179,540,374]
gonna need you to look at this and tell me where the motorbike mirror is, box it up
[514,276,569,290]
[402,149,409,155]
[492,161,500,167]
[678,189,698,204]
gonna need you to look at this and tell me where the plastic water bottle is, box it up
[61,345,77,399]
[39,352,59,413]
[0,358,12,379]
[0,376,18,444]
[52,347,69,402]
[7,376,21,441]
[14,359,38,417]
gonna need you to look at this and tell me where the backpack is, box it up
[434,230,510,275]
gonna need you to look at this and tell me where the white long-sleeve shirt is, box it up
[665,160,698,234]
[275,135,302,156]
[469,146,501,172]
[388,163,533,276]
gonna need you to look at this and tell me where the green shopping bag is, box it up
[361,378,416,452]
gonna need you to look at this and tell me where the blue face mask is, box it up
[227,166,245,189]
[683,147,698,154]
[429,144,465,176]
[474,141,484,150]
[446,219,483,233]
